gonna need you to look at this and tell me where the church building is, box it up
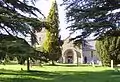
[35,28,100,64]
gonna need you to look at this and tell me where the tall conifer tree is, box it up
[43,0,62,65]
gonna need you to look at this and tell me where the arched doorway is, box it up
[64,49,74,63]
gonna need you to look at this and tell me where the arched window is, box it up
[39,37,41,41]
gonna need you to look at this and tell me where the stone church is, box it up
[35,28,100,64]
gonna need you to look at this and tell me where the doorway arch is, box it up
[64,49,74,63]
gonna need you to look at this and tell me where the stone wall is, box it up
[35,28,100,64]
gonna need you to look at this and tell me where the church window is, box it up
[39,37,41,41]
[91,51,93,57]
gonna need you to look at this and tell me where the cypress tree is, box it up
[43,0,62,65]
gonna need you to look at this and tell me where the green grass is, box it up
[0,64,120,82]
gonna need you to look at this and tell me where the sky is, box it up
[35,0,70,40]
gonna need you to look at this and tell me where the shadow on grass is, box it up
[0,69,60,78]
[0,68,120,82]
[0,69,61,82]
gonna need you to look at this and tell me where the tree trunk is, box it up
[77,54,79,66]
[27,57,30,71]
[52,60,55,65]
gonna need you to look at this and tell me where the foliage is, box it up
[0,0,44,36]
[96,36,120,66]
[43,0,62,65]
[62,0,120,42]
[0,0,47,70]
[0,34,48,65]
[0,34,33,63]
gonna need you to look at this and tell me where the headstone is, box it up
[92,60,95,67]
[111,60,113,69]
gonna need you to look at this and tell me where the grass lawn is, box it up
[0,64,120,82]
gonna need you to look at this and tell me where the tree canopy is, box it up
[0,0,44,36]
[0,34,33,63]
[96,36,120,66]
[63,0,120,41]
[0,34,47,64]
